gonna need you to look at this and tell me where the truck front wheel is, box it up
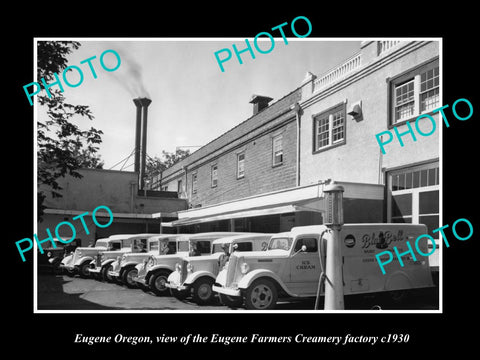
[149,271,170,296]
[78,262,91,278]
[192,278,215,305]
[244,279,278,310]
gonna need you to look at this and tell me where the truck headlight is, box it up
[187,263,193,273]
[240,262,250,274]
[147,256,155,267]
[175,263,182,272]
[77,250,82,257]
[121,254,126,263]
[47,251,52,258]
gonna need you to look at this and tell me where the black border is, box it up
[7,4,479,356]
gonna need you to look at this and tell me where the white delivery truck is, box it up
[213,224,435,310]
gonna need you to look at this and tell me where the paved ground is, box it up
[36,272,439,311]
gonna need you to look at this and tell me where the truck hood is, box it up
[185,253,223,263]
[233,249,290,260]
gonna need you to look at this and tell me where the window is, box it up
[390,60,439,124]
[313,103,346,152]
[211,164,218,187]
[388,162,439,239]
[237,153,245,179]
[272,135,283,166]
[293,238,318,253]
[191,172,197,194]
[177,179,183,195]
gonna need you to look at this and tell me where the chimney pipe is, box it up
[249,94,273,115]
[133,98,142,174]
[138,97,152,190]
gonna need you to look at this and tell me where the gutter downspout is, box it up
[291,102,302,187]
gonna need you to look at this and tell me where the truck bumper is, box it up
[212,285,241,297]
[109,270,120,278]
[165,282,189,291]
[88,267,101,274]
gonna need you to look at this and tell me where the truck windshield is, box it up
[212,243,226,253]
[268,237,293,251]
[95,240,108,248]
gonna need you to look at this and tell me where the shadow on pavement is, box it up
[37,274,121,310]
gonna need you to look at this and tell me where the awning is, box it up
[171,200,324,227]
[169,181,383,227]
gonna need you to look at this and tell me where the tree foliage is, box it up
[37,41,104,219]
[146,148,191,176]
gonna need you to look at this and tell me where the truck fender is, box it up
[384,270,413,291]
[74,256,94,267]
[146,265,174,278]
[237,269,294,296]
[121,261,141,270]
[101,259,116,268]
[185,271,216,285]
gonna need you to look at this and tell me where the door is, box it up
[288,236,321,296]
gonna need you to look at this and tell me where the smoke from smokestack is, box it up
[109,46,151,98]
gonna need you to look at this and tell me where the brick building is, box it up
[150,40,440,243]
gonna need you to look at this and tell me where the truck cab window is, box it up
[294,238,318,253]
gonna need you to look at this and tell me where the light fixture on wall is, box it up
[347,101,363,122]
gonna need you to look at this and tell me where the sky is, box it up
[37,38,361,170]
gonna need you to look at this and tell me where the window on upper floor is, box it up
[389,59,439,125]
[313,103,346,152]
[191,172,198,194]
[177,179,183,195]
[237,152,245,179]
[272,135,283,166]
[211,164,218,187]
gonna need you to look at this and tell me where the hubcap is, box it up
[198,284,212,300]
[155,276,167,290]
[126,269,138,285]
[251,284,273,309]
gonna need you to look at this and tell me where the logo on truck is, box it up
[361,230,404,250]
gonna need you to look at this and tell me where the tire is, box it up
[122,266,139,289]
[219,293,243,308]
[78,262,91,278]
[149,271,171,296]
[64,268,76,277]
[244,279,278,310]
[192,278,215,305]
[170,288,188,301]
[101,264,114,282]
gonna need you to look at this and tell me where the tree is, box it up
[146,148,191,176]
[37,41,104,220]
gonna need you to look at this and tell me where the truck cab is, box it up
[37,238,82,274]
[108,235,183,288]
[133,232,246,296]
[166,233,271,304]
[60,237,117,277]
[88,234,158,281]
[212,224,434,310]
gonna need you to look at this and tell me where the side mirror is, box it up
[292,245,307,257]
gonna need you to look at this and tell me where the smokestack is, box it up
[133,98,142,174]
[133,97,152,190]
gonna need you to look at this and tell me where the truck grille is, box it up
[180,260,188,283]
[225,256,238,287]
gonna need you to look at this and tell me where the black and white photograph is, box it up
[7,6,478,356]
